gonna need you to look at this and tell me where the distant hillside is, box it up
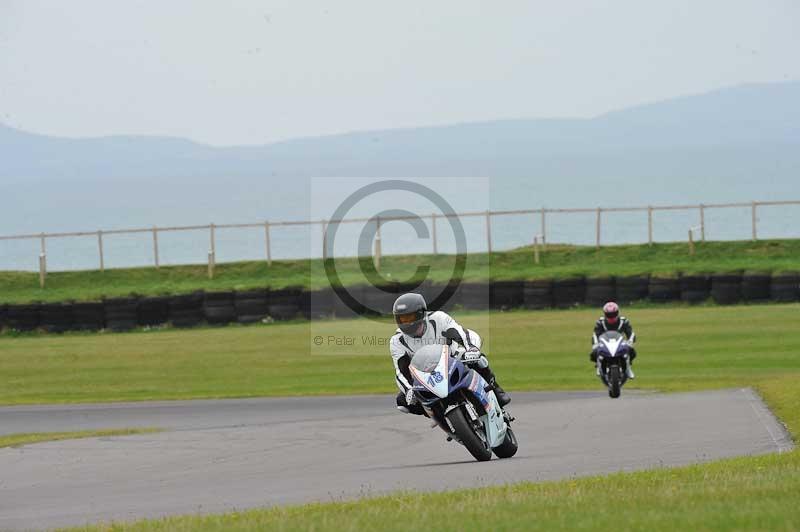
[1,81,798,182]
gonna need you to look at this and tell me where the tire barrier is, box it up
[168,292,205,328]
[522,280,553,310]
[4,271,799,335]
[6,303,41,331]
[203,291,236,325]
[552,277,586,308]
[710,274,742,305]
[680,275,710,304]
[72,302,105,331]
[770,274,800,302]
[490,281,524,310]
[137,297,169,327]
[615,276,650,304]
[456,282,490,311]
[40,302,74,333]
[304,287,335,320]
[104,297,138,331]
[740,274,771,302]
[584,277,615,307]
[235,288,269,324]
[648,277,681,302]
[268,287,302,321]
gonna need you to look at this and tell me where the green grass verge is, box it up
[0,428,162,449]
[3,239,799,303]
[1,304,799,404]
[61,363,800,531]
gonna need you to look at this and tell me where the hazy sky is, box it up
[1,0,798,146]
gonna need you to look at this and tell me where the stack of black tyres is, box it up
[303,287,336,320]
[710,274,742,305]
[770,273,799,302]
[615,276,649,304]
[680,275,710,304]
[40,302,73,333]
[137,296,170,327]
[204,291,236,325]
[268,287,301,321]
[0,304,6,330]
[490,281,524,310]
[72,302,105,331]
[235,288,269,324]
[6,304,40,331]
[648,277,680,302]
[523,280,552,309]
[359,284,396,317]
[104,297,138,331]
[457,283,490,311]
[552,277,586,308]
[168,292,205,328]
[740,274,771,302]
[585,277,615,306]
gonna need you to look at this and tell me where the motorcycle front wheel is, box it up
[493,427,518,458]
[446,406,492,462]
[608,366,622,398]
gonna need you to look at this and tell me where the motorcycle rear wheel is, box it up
[446,406,492,462]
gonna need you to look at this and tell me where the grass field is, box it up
[0,428,161,449]
[1,304,798,404]
[2,239,799,303]
[53,308,800,531]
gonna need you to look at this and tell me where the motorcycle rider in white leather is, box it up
[390,293,511,415]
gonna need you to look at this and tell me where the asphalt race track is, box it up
[0,390,792,530]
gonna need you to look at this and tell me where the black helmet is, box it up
[393,293,427,336]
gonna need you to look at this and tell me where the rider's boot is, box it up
[476,367,511,407]
[626,362,635,379]
[596,363,601,377]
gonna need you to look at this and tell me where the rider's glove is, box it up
[461,347,482,364]
[405,388,418,406]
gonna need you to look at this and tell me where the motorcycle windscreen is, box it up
[409,344,450,398]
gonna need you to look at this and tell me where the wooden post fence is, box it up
[1,199,799,275]
[374,216,382,271]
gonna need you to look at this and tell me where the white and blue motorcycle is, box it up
[408,344,518,462]
[595,331,631,398]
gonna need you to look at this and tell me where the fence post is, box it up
[699,204,706,242]
[595,207,602,249]
[751,201,758,241]
[321,221,328,261]
[485,210,492,254]
[39,253,46,288]
[374,216,382,271]
[152,226,160,268]
[540,208,547,247]
[207,250,214,279]
[209,223,216,263]
[40,232,46,256]
[688,229,695,256]
[431,213,438,255]
[97,230,105,272]
[533,235,540,264]
[264,221,272,266]
[647,206,653,245]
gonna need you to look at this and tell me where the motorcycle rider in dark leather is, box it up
[390,293,511,415]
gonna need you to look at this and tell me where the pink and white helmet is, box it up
[603,302,620,324]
